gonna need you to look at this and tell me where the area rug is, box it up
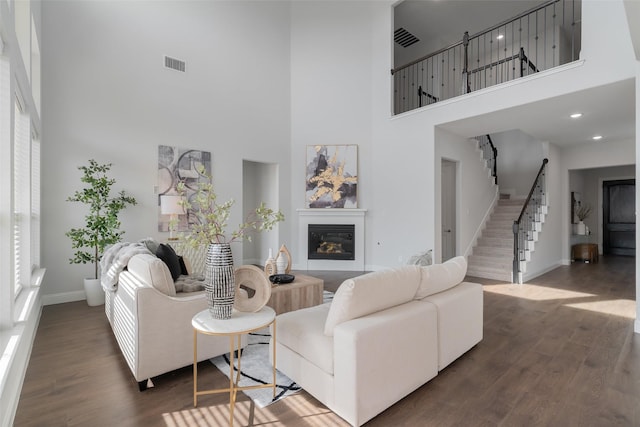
[211,330,300,407]
[210,292,334,407]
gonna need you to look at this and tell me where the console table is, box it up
[192,307,276,426]
[572,243,599,263]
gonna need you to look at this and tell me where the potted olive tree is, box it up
[66,159,137,306]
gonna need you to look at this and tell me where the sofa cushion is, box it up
[174,275,205,293]
[127,253,177,296]
[324,266,421,336]
[156,243,181,281]
[415,256,467,299]
[277,303,335,374]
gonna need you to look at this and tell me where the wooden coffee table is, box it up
[267,274,324,315]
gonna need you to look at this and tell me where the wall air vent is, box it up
[164,56,186,72]
[394,28,420,48]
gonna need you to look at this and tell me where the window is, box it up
[0,19,42,330]
[31,137,40,268]
[0,49,12,330]
[13,97,30,297]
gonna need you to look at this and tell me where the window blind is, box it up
[13,99,30,295]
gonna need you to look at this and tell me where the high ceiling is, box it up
[438,79,636,148]
[394,0,552,66]
[394,0,634,149]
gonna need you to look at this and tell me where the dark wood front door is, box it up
[603,179,635,256]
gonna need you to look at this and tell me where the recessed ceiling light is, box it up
[570,113,583,118]
[497,34,504,40]
[593,135,603,140]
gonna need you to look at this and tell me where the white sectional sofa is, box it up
[105,252,244,390]
[272,256,482,426]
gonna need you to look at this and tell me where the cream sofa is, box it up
[272,256,482,426]
[105,252,244,390]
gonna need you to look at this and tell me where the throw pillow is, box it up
[156,243,181,281]
[127,254,176,296]
[415,256,467,299]
[141,237,160,254]
[178,256,190,276]
[407,249,433,266]
[323,265,421,336]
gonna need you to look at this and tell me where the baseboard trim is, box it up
[41,290,85,306]
[522,262,564,283]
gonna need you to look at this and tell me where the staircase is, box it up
[466,136,548,283]
[467,198,523,282]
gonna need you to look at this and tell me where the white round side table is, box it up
[192,306,276,426]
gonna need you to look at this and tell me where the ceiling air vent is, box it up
[164,55,186,72]
[394,28,420,48]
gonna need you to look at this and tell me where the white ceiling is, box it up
[394,0,549,65]
[395,0,635,149]
[438,79,636,148]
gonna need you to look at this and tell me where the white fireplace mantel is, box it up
[297,208,367,271]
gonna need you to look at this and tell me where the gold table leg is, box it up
[229,335,235,426]
[272,318,277,399]
[193,329,198,407]
[192,316,278,426]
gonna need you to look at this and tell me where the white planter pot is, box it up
[576,221,586,235]
[84,278,105,306]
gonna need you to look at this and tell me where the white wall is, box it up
[41,1,292,301]
[569,169,586,235]
[40,0,638,299]
[635,60,639,333]
[435,128,497,262]
[290,1,376,267]
[561,138,635,262]
[570,165,635,254]
[492,129,545,198]
[290,0,635,276]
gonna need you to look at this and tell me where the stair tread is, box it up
[473,247,512,256]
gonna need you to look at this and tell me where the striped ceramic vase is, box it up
[205,243,235,319]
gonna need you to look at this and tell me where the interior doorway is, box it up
[242,160,280,265]
[441,159,457,261]
[603,179,636,256]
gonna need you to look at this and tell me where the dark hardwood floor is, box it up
[14,257,640,426]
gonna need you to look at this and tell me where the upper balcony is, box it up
[392,0,582,115]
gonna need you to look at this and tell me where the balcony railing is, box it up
[392,0,580,115]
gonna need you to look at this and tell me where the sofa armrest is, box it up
[112,271,233,382]
[332,301,438,427]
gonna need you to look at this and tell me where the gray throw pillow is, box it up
[408,249,433,266]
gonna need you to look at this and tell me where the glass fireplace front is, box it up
[308,224,355,261]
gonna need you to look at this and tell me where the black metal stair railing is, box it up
[513,158,548,284]
[392,0,579,115]
[477,135,498,185]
